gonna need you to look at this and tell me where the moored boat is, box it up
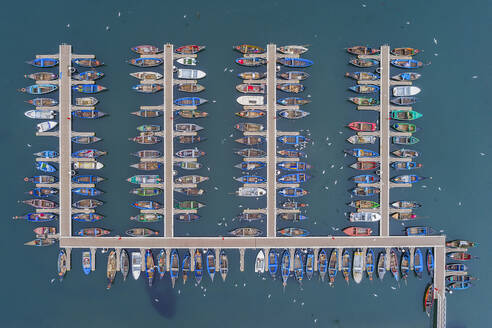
[26,97,58,107]
[391,212,417,220]
[347,46,379,55]
[206,249,216,281]
[391,96,417,105]
[76,228,110,237]
[277,57,313,68]
[279,71,310,80]
[392,123,418,133]
[390,249,399,281]
[73,161,104,170]
[349,84,380,94]
[131,201,162,210]
[170,249,180,287]
[281,250,290,287]
[72,109,106,119]
[130,187,162,196]
[234,122,264,132]
[268,250,278,279]
[236,83,265,93]
[392,72,421,81]
[236,109,265,118]
[342,250,351,284]
[132,84,163,93]
[235,136,265,145]
[73,199,103,209]
[82,251,91,275]
[345,71,379,81]
[73,70,104,81]
[24,238,56,246]
[391,59,423,69]
[347,135,377,144]
[174,200,205,210]
[392,149,419,158]
[348,200,379,209]
[277,135,309,145]
[71,175,104,184]
[392,136,419,145]
[28,187,57,198]
[377,252,386,280]
[73,58,103,67]
[236,187,266,197]
[277,227,309,237]
[72,213,103,222]
[348,97,379,106]
[353,250,364,284]
[235,57,266,66]
[19,84,58,94]
[131,45,161,55]
[24,110,55,119]
[278,187,308,197]
[131,109,162,118]
[406,226,433,236]
[391,47,419,56]
[22,198,57,209]
[349,212,381,222]
[350,161,379,170]
[145,250,154,287]
[391,175,425,184]
[229,227,261,237]
[391,110,423,120]
[446,240,477,249]
[58,249,67,281]
[36,162,56,173]
[318,249,328,282]
[128,57,163,67]
[350,174,379,183]
[236,213,266,221]
[277,83,304,93]
[157,250,166,279]
[414,248,424,279]
[177,69,206,79]
[328,249,338,285]
[345,148,379,157]
[175,213,200,222]
[25,72,58,81]
[178,83,205,93]
[424,283,434,316]
[277,97,310,105]
[278,108,310,119]
[175,123,204,132]
[347,121,377,131]
[13,212,57,222]
[130,213,163,222]
[391,200,421,209]
[293,249,303,283]
[238,71,266,80]
[27,58,58,67]
[351,187,380,196]
[174,175,208,184]
[129,71,163,80]
[176,57,197,65]
[72,84,106,93]
[175,45,205,54]
[72,136,101,144]
[278,45,309,55]
[447,252,475,261]
[120,250,129,281]
[132,252,141,280]
[194,249,203,284]
[182,252,191,284]
[342,226,372,236]
[236,95,264,105]
[400,251,410,281]
[349,58,378,67]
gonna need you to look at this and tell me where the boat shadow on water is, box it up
[146,276,177,319]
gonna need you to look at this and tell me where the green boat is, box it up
[390,110,423,121]
[348,97,379,106]
[130,213,163,222]
[392,136,420,145]
[392,123,418,133]
[130,187,162,196]
[174,201,205,210]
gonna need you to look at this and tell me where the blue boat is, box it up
[73,70,104,81]
[294,249,304,283]
[427,249,434,275]
[349,85,380,93]
[28,187,58,198]
[392,175,426,184]
[71,175,104,184]
[278,187,307,197]
[366,249,375,280]
[34,150,58,158]
[72,109,106,119]
[73,58,103,67]
[278,57,313,68]
[400,252,410,280]
[446,263,467,272]
[277,161,311,172]
[391,161,422,170]
[391,59,423,69]
[277,97,310,106]
[14,212,57,222]
[318,249,328,282]
[194,250,203,284]
[145,250,154,287]
[406,226,433,236]
[278,135,309,145]
[344,148,379,157]
[277,173,310,183]
[72,84,106,93]
[72,213,103,222]
[268,250,278,279]
[82,251,91,275]
[277,227,310,237]
[36,162,56,173]
[235,57,266,66]
[306,250,314,280]
[414,248,424,279]
[20,84,58,95]
[174,97,207,106]
[448,282,472,290]
[129,57,162,67]
[281,250,290,287]
[27,58,59,68]
[72,187,103,196]
[351,174,379,183]
[170,249,180,287]
[206,249,216,282]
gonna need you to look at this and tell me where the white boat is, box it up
[177,69,206,79]
[392,86,421,97]
[349,212,381,222]
[353,250,364,284]
[176,57,197,66]
[346,135,377,144]
[236,187,266,197]
[236,96,264,106]
[36,121,57,132]
[75,97,98,106]
[278,45,309,55]
[131,252,142,280]
[73,161,104,170]
[129,71,163,80]
[120,249,129,281]
[25,110,55,119]
[255,250,265,273]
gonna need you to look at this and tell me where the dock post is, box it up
[165,248,171,272]
[239,248,245,272]
[65,248,71,271]
[264,248,270,272]
[190,249,195,271]
[289,248,295,271]
[140,248,145,271]
[90,248,96,271]
[313,248,319,271]
[337,248,343,271]
[115,248,121,271]
[409,247,415,271]
[385,248,391,271]
[215,248,220,271]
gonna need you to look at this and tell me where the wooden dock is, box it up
[266,44,277,237]
[163,44,174,237]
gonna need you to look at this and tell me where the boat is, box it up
[392,149,419,158]
[281,250,290,287]
[326,249,338,285]
[424,284,434,316]
[236,83,265,93]
[130,187,162,197]
[351,187,380,196]
[170,249,180,287]
[72,175,104,184]
[182,252,191,284]
[448,282,473,290]
[33,226,56,237]
[177,57,197,65]
[391,201,421,210]
[106,250,116,289]
[447,252,475,261]
[33,150,58,159]
[351,250,364,284]
[131,252,142,280]
[277,57,313,68]
[406,226,433,236]
[72,84,106,93]
[400,251,410,281]
[72,136,101,144]
[236,187,266,197]
[26,98,58,107]
[349,85,380,94]
[57,249,67,281]
[446,275,476,283]
[19,84,58,94]
[73,70,104,81]
[220,251,228,282]
[392,123,418,133]
[157,250,166,279]
[305,250,314,280]
[345,71,379,81]
[129,135,161,144]
[82,251,91,275]
[229,227,261,237]
[234,122,264,132]
[176,148,205,158]
[278,45,309,55]
[24,238,56,246]
[350,174,379,183]
[347,135,377,144]
[72,109,106,119]
[277,97,311,105]
[278,187,308,197]
[27,58,58,67]
[72,149,106,158]
[391,59,423,68]
[36,121,58,132]
[178,83,205,93]
[279,71,310,80]
[129,71,163,80]
[194,250,203,284]
[145,250,154,287]
[206,249,216,281]
[278,173,309,183]
[234,175,266,184]
[235,136,265,145]
[277,83,304,93]
[132,84,163,93]
[236,148,266,157]
[342,226,372,236]
[391,212,417,220]
[392,136,419,145]
[128,57,163,67]
[236,109,265,118]
[175,123,204,132]
[392,175,425,184]
[390,249,399,281]
[414,248,424,279]
[392,72,421,81]
[314,249,327,282]
[349,212,381,222]
[377,252,386,280]
[177,135,206,144]
[278,213,307,221]
[131,150,161,159]
[36,162,56,173]
[24,175,57,184]
[175,213,200,222]
[446,240,477,249]
[22,199,57,209]
[72,213,103,222]
[120,250,129,281]
[235,57,266,66]
[177,69,206,79]
[348,97,379,106]
[278,108,310,119]
[236,213,266,221]
[73,58,103,67]
[174,187,204,196]
[393,86,421,97]
[13,212,57,222]
[391,110,423,120]
[174,175,208,184]
[277,227,309,237]
[236,95,264,105]
[131,109,162,117]
[347,46,379,55]
[341,250,351,284]
[131,201,162,210]
[392,47,419,56]
[348,121,377,131]
[238,71,266,80]
[348,200,379,209]
[268,250,278,279]
[345,148,379,157]
[25,71,58,81]
[235,161,265,171]
[391,96,417,106]
[277,149,306,158]
[73,161,104,170]
[130,162,162,171]
[293,250,303,283]
[446,263,467,272]
[350,161,379,170]
[349,58,378,67]
[278,135,309,145]
[392,161,423,170]
[131,45,161,54]
[73,199,103,209]
[176,45,205,54]
[130,213,163,222]
[174,200,205,210]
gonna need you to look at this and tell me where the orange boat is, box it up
[234,44,265,54]
[343,227,372,236]
[348,122,377,132]
[175,45,205,54]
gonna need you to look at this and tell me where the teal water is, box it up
[1,0,488,326]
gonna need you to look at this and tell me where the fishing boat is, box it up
[278,213,307,221]
[157,250,166,279]
[177,69,206,79]
[219,251,228,282]
[235,161,265,171]
[293,250,303,283]
[178,83,205,93]
[347,46,379,55]
[342,226,372,236]
[175,213,200,222]
[234,44,265,54]
[236,83,265,93]
[73,199,103,209]
[277,97,311,105]
[236,95,264,105]
[277,227,309,237]
[345,148,379,158]
[170,250,179,287]
[36,162,56,173]
[131,201,162,210]
[131,252,142,280]
[82,251,91,275]
[236,187,266,197]
[182,252,191,284]
[176,45,205,54]
[278,45,309,55]
[350,161,379,170]
[347,121,377,131]
[392,160,423,169]
[131,109,162,117]
[58,249,67,281]
[446,240,477,249]
[448,282,473,290]
[174,187,204,196]
[345,71,379,81]
[72,175,104,184]
[348,200,379,209]
[22,199,57,209]
[392,149,419,158]
[281,202,308,210]
[131,45,161,54]
[414,248,424,279]
[327,249,338,285]
[238,71,266,80]
[24,238,56,246]
[72,84,106,93]
[391,96,417,105]
[446,263,468,272]
[194,249,203,284]
[13,212,57,222]
[393,86,421,97]
[25,71,58,81]
[27,58,58,67]
[341,250,351,284]
[406,226,433,236]
[33,150,58,158]
[305,250,314,280]
[174,200,205,210]
[349,212,381,222]
[129,135,161,144]
[391,212,417,221]
[392,123,418,133]
[351,187,380,196]
[33,226,56,237]
[234,122,264,132]
[72,149,106,158]
[447,252,475,261]
[278,187,308,197]
[268,250,278,279]
[235,148,266,158]
[132,84,163,93]
[390,249,399,281]
[349,58,378,67]
[281,250,290,287]
[130,213,163,222]
[234,175,266,184]
[392,136,419,145]
[424,283,434,316]
[351,250,364,284]
[392,72,421,81]
[72,109,106,119]
[174,175,208,184]
[72,213,103,222]
[277,57,313,68]
[73,58,103,67]
[73,161,104,170]
[176,148,205,158]
[278,173,310,183]
[391,59,423,69]
[206,249,216,281]
[277,149,306,158]
[317,249,327,282]
[347,135,377,144]
[24,175,56,184]
[129,71,163,80]
[446,275,476,283]
[236,213,266,221]
[277,83,304,93]
[177,57,197,65]
[72,136,101,144]
[277,135,309,145]
[120,250,129,281]
[130,162,162,171]
[279,71,310,80]
[26,97,58,107]
[350,174,379,183]
[131,150,161,159]
[73,70,104,81]
[19,84,58,94]
[130,187,162,197]
[106,250,116,289]
[128,57,163,67]
[377,252,386,280]
[391,110,423,120]
[235,136,265,145]
[392,47,419,56]
[391,201,422,210]
[177,135,206,144]
[392,175,425,184]
[229,227,262,237]
[145,250,154,287]
[348,97,379,106]
[236,109,265,118]
[175,124,204,133]
[400,251,410,281]
[278,108,310,119]
[235,57,266,66]
[349,84,380,94]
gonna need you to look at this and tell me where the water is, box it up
[1,0,487,326]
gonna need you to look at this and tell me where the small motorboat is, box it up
[182,252,191,284]
[72,213,103,222]
[345,148,379,157]
[279,71,310,80]
[72,136,101,144]
[132,84,163,93]
[234,44,265,54]
[281,250,290,287]
[72,70,104,81]
[278,45,309,55]
[400,251,410,281]
[174,175,208,184]
[391,96,417,105]
[24,175,57,184]
[424,284,434,317]
[278,108,310,119]
[130,162,162,171]
[36,162,56,173]
[58,249,67,281]
[236,95,264,105]
[72,109,106,119]
[176,148,205,158]
[131,201,162,210]
[392,161,422,170]
[278,213,307,221]
[177,57,197,65]
[235,57,266,66]
[328,249,338,286]
[446,240,478,249]
[277,173,310,183]
[392,123,418,133]
[278,187,308,197]
[131,45,161,54]
[391,200,421,209]
[206,249,216,281]
[26,97,58,106]
[349,212,381,222]
[306,250,314,280]
[293,250,303,283]
[176,161,202,170]
[131,150,162,158]
[446,263,468,272]
[349,85,380,94]
[25,72,58,81]
[446,275,476,283]
[392,136,420,145]
[277,57,313,68]
[72,149,107,158]
[391,48,419,56]
[448,282,472,291]
[414,248,424,279]
[341,250,351,284]
[268,250,278,279]
[73,161,104,170]
[75,228,110,237]
[318,249,328,282]
[175,213,200,222]
[343,226,372,236]
[377,252,386,280]
[236,83,265,94]
[350,161,379,170]
[71,175,104,184]
[126,228,159,237]
[390,249,399,282]
[391,59,423,69]
[72,84,107,93]
[277,161,311,171]
[25,110,55,119]
[132,252,142,280]
[347,135,377,144]
[345,71,379,81]
[347,46,379,55]
[353,250,364,284]
[234,175,266,184]
[347,121,377,131]
[393,86,421,97]
[391,212,417,220]
[72,187,103,197]
[27,58,58,67]
[157,250,166,279]
[350,174,379,183]
[145,250,155,287]
[229,227,262,237]
[73,199,103,209]
[129,135,161,144]
[174,200,205,210]
[24,238,56,246]
[236,109,265,118]
[238,71,266,80]
[392,175,425,184]
[170,250,180,287]
[128,57,163,67]
[13,213,57,222]
[235,136,265,145]
[277,97,310,105]
[177,69,206,79]
[177,135,206,144]
[277,83,304,93]
[82,251,91,275]
[28,187,57,198]
[19,84,58,95]
[73,58,103,67]
[234,122,264,132]
[174,97,207,106]
[236,213,266,221]
[392,72,421,81]
[447,252,475,261]
[349,58,378,68]
[175,123,204,132]
[348,200,379,209]
[130,213,163,222]
[277,135,309,145]
[392,149,419,158]
[277,227,309,237]
[129,71,163,80]
[36,121,58,132]
[178,83,205,93]
[351,187,380,196]
[120,250,129,281]
[348,97,379,106]
[390,110,423,121]
[194,250,203,284]
[277,149,306,158]
[175,45,205,54]
[405,226,433,236]
[127,175,162,184]
[22,198,57,209]
[236,187,266,197]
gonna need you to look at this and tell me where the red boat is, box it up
[424,284,434,317]
[343,226,372,236]
[76,228,110,237]
[348,122,377,132]
[175,45,205,54]
[447,252,473,261]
